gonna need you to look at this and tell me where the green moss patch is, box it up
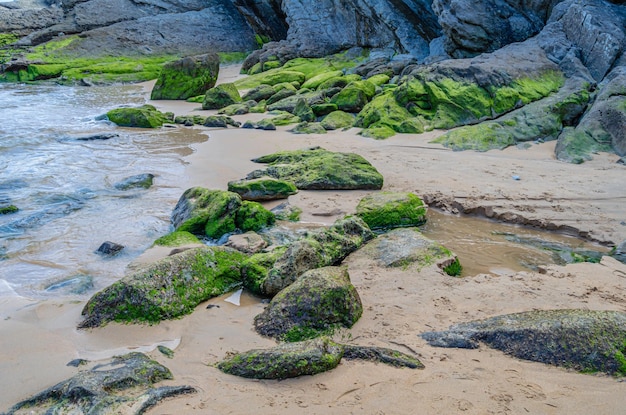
[235,201,275,232]
[202,82,242,110]
[321,110,354,130]
[153,231,201,247]
[228,178,298,201]
[356,192,427,230]
[106,104,169,128]
[0,205,19,215]
[150,54,219,100]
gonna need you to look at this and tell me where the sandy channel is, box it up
[1,65,626,414]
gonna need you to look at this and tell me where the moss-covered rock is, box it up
[5,352,194,414]
[267,89,329,113]
[435,78,591,152]
[114,173,154,190]
[217,337,344,379]
[106,105,169,128]
[321,110,354,130]
[293,98,316,122]
[153,231,201,247]
[366,73,391,87]
[242,84,277,102]
[318,74,362,90]
[202,82,241,110]
[241,247,289,294]
[330,86,369,113]
[235,201,275,232]
[342,344,424,368]
[266,88,297,105]
[248,147,383,190]
[291,122,327,134]
[171,187,242,239]
[0,205,18,215]
[360,125,397,139]
[227,178,298,201]
[355,227,461,275]
[246,216,375,296]
[79,247,246,327]
[356,90,423,137]
[301,70,344,90]
[218,102,251,116]
[174,115,207,125]
[356,192,427,230]
[255,266,363,341]
[203,115,241,128]
[421,309,626,375]
[150,53,219,100]
[312,103,339,116]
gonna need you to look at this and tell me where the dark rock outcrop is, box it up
[421,309,626,375]
[5,352,195,414]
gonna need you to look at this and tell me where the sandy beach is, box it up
[2,65,626,414]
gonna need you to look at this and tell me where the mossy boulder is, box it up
[360,125,397,139]
[291,122,327,134]
[106,105,169,128]
[203,115,241,128]
[356,90,423,137]
[247,70,306,87]
[367,73,391,86]
[217,337,344,379]
[330,86,369,113]
[266,88,297,105]
[79,247,246,328]
[150,53,219,100]
[171,187,242,239]
[355,227,461,276]
[267,89,329,113]
[321,110,355,130]
[218,102,251,116]
[318,74,362,90]
[241,247,289,295]
[242,84,276,102]
[0,204,18,215]
[293,98,316,122]
[247,147,383,190]
[245,216,375,296]
[312,103,339,116]
[235,201,275,232]
[356,192,427,230]
[227,177,298,201]
[153,231,201,247]
[254,266,363,341]
[301,70,344,90]
[174,115,207,125]
[421,310,626,375]
[5,352,194,414]
[202,82,241,110]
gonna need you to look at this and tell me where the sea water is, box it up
[0,82,207,298]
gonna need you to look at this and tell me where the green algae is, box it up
[227,177,297,201]
[356,192,427,230]
[356,90,424,135]
[235,201,275,232]
[202,82,242,110]
[150,54,219,100]
[0,205,19,215]
[153,231,201,247]
[320,110,354,130]
[106,104,169,128]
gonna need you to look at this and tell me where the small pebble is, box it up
[511,175,521,181]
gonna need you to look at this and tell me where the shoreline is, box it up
[2,64,626,413]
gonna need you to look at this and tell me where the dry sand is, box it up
[1,65,626,414]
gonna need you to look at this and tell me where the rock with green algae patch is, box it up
[235,200,276,232]
[321,110,354,130]
[203,115,241,128]
[202,82,241,110]
[78,246,246,328]
[254,266,363,342]
[243,216,375,297]
[421,309,626,376]
[218,102,252,116]
[356,90,424,137]
[106,104,169,128]
[434,77,592,152]
[227,177,298,201]
[354,227,461,276]
[0,205,18,215]
[360,124,397,139]
[356,192,427,230]
[171,187,242,239]
[318,74,362,90]
[150,53,219,100]
[330,85,369,113]
[114,173,154,190]
[242,84,276,102]
[153,230,201,247]
[247,147,383,190]
[291,122,327,134]
[4,352,195,415]
[300,70,344,89]
[312,103,339,116]
[217,337,344,379]
[293,98,316,122]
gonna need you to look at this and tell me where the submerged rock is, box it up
[114,173,155,190]
[5,352,195,414]
[247,147,383,190]
[217,337,344,379]
[79,246,246,328]
[421,309,626,375]
[95,240,124,256]
[254,266,363,341]
[150,53,219,100]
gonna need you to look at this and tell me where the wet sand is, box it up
[2,65,626,413]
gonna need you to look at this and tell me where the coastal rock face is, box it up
[5,352,195,414]
[421,309,626,375]
[254,266,363,341]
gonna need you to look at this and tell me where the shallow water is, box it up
[0,83,208,297]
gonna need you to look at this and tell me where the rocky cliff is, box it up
[1,0,625,161]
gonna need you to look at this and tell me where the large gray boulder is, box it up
[422,309,626,375]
